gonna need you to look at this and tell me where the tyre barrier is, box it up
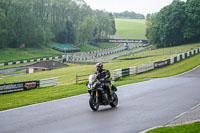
[113,48,200,80]
[112,63,154,81]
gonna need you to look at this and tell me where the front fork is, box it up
[91,90,98,96]
[91,90,98,102]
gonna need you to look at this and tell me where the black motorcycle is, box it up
[87,74,118,111]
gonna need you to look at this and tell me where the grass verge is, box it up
[146,122,200,133]
[0,84,87,111]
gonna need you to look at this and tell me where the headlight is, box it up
[88,84,92,89]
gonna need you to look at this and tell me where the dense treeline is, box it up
[146,0,200,48]
[113,11,145,19]
[0,0,116,48]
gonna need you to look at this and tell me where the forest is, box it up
[0,0,116,48]
[146,0,200,48]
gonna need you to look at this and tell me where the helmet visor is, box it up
[96,66,102,71]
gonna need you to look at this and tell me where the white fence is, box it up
[39,77,58,87]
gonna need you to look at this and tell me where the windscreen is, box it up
[88,74,96,84]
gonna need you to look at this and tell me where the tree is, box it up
[0,0,116,48]
[146,13,151,19]
[146,0,187,47]
[78,16,96,45]
[0,8,7,48]
[146,13,158,45]
[183,0,200,42]
[109,13,116,35]
[136,13,145,19]
[113,11,144,19]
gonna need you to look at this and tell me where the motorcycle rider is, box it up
[94,62,117,98]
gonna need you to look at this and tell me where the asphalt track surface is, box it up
[1,66,200,133]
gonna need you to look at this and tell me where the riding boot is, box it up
[108,86,114,101]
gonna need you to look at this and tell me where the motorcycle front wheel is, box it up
[110,93,118,107]
[89,96,99,111]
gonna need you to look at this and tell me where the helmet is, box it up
[96,62,103,71]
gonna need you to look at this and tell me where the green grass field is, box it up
[1,48,200,111]
[0,42,118,63]
[115,18,146,39]
[0,48,62,63]
[80,43,118,52]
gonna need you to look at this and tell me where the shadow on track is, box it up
[91,107,119,113]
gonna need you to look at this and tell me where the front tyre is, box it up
[89,97,99,111]
[110,93,118,107]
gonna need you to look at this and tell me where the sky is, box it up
[84,0,186,15]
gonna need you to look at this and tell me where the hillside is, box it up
[115,18,147,39]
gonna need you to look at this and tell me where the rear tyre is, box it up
[89,97,99,111]
[110,93,118,107]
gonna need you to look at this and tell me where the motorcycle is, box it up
[87,74,118,111]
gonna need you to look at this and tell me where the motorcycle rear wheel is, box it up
[89,97,99,111]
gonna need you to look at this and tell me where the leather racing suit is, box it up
[94,69,117,95]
